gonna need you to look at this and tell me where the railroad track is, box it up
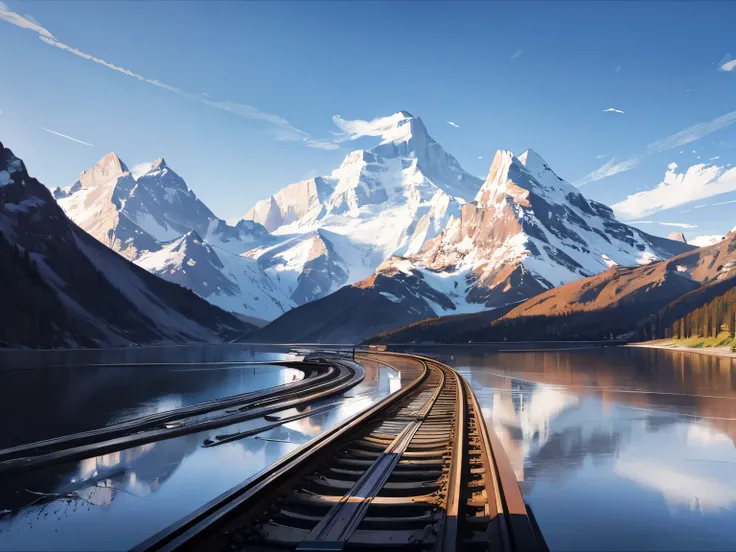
[0,355,364,474]
[136,352,547,552]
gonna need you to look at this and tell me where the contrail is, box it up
[42,127,95,147]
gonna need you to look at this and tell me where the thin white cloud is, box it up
[615,65,622,72]
[0,5,329,149]
[131,161,153,180]
[575,155,643,186]
[447,121,460,128]
[477,156,483,159]
[630,220,697,229]
[712,198,736,206]
[603,108,625,114]
[648,111,736,153]
[41,127,94,147]
[690,235,725,247]
[595,154,609,159]
[612,161,736,220]
[576,110,736,186]
[332,112,410,143]
[511,49,523,60]
[718,53,736,72]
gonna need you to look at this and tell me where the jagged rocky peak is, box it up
[668,232,687,244]
[138,157,174,179]
[0,143,25,186]
[475,149,578,209]
[150,157,168,170]
[79,152,130,189]
[136,156,189,192]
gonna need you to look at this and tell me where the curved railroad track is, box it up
[136,352,547,552]
[0,355,364,474]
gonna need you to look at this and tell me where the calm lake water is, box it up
[1,345,735,551]
[402,346,736,552]
[0,344,303,449]
[0,348,399,551]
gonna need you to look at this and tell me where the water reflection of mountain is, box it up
[0,431,202,518]
[459,347,736,445]
[453,348,736,502]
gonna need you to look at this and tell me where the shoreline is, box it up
[626,342,736,359]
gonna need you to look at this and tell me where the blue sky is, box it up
[0,1,734,239]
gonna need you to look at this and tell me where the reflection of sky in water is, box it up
[0,361,398,551]
[0,348,306,449]
[452,348,736,551]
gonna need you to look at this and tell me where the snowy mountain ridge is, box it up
[53,111,691,327]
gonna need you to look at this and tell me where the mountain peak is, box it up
[79,152,130,189]
[97,152,128,173]
[517,149,547,169]
[151,157,168,171]
[475,149,575,208]
[668,232,687,244]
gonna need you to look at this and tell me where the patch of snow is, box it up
[379,292,402,303]
[636,251,659,265]
[0,170,13,187]
[133,211,181,242]
[601,254,617,268]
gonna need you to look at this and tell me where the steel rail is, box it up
[435,358,465,551]
[132,351,546,552]
[0,357,364,474]
[133,353,429,552]
[0,361,329,462]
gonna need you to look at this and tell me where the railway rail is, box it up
[136,352,547,552]
[0,355,364,474]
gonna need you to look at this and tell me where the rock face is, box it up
[668,232,687,243]
[55,156,220,257]
[0,142,253,348]
[407,149,692,310]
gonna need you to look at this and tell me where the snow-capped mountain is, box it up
[241,111,484,310]
[53,111,691,329]
[244,111,481,234]
[0,142,252,348]
[55,111,486,321]
[54,154,221,258]
[408,149,692,310]
[54,154,293,320]
[252,149,692,343]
